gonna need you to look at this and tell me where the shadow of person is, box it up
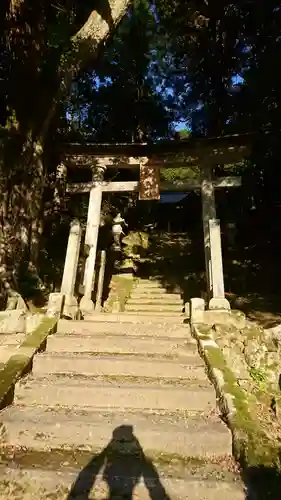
[68,424,171,499]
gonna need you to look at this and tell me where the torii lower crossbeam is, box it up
[66,173,241,308]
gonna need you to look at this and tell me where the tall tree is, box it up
[0,0,132,302]
[63,0,171,143]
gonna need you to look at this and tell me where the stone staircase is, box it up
[0,279,245,499]
[125,279,184,316]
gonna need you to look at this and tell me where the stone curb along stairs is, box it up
[191,319,281,498]
[0,280,245,499]
[0,317,57,410]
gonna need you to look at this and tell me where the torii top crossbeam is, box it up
[60,132,253,168]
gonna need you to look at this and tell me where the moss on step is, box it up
[50,351,179,359]
[0,479,69,500]
[0,317,57,410]
[104,275,135,312]
[0,444,237,479]
[26,372,205,388]
[192,324,281,498]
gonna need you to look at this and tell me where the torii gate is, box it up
[52,133,252,317]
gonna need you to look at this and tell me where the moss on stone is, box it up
[196,334,211,341]
[244,327,263,341]
[104,275,135,312]
[0,317,57,409]
[0,442,233,475]
[194,324,281,473]
[21,317,57,349]
[231,309,246,319]
[195,324,210,335]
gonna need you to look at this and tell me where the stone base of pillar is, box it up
[47,293,65,318]
[6,293,28,312]
[184,302,190,317]
[209,297,231,311]
[62,295,79,320]
[26,313,45,334]
[0,310,26,334]
[80,295,95,317]
[190,297,205,323]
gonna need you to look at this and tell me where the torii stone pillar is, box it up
[80,163,106,316]
[61,219,82,318]
[47,219,82,319]
[65,165,240,313]
[209,218,226,297]
[201,163,216,297]
[61,219,82,296]
[201,164,230,310]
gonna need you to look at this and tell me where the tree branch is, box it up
[41,0,132,139]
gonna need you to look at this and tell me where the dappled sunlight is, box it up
[134,231,206,302]
[223,244,281,325]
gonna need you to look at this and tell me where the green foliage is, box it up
[62,0,171,142]
[160,165,199,182]
[159,128,200,181]
[250,367,267,385]
[2,0,281,303]
[104,275,135,312]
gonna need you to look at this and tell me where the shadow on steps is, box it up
[67,424,171,499]
[243,464,281,500]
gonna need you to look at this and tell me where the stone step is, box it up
[129,294,182,303]
[83,313,185,323]
[133,286,169,294]
[32,352,206,380]
[135,284,166,290]
[46,334,195,357]
[0,405,231,459]
[125,304,183,312]
[135,279,165,284]
[0,465,245,500]
[136,279,163,285]
[56,319,191,337]
[128,294,183,305]
[124,311,185,318]
[15,375,215,412]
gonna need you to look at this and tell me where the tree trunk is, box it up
[42,0,133,136]
[0,0,132,304]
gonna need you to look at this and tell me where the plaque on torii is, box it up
[138,161,160,201]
